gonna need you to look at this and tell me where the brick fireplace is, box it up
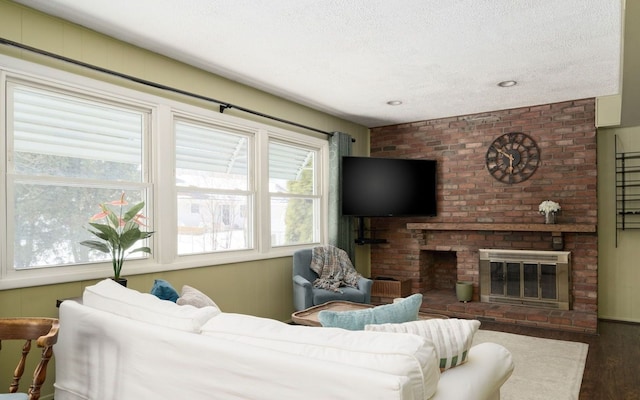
[368,99,599,334]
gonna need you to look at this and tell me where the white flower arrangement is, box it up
[538,200,561,215]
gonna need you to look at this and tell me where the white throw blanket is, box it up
[310,245,362,292]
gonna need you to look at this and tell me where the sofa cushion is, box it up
[365,318,481,371]
[150,279,179,302]
[177,285,220,309]
[317,293,422,330]
[83,279,220,332]
[201,312,440,400]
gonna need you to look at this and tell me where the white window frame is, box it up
[173,113,257,256]
[267,137,323,247]
[0,54,329,290]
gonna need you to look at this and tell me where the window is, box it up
[269,141,320,246]
[0,54,328,289]
[175,118,253,255]
[7,81,150,271]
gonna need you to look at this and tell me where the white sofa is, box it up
[54,279,514,400]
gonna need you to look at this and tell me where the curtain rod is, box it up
[0,37,335,137]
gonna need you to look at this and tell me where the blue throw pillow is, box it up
[317,293,423,330]
[150,279,179,302]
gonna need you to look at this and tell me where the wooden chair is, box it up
[0,318,59,400]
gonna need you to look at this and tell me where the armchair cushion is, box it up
[313,286,366,305]
[0,394,28,400]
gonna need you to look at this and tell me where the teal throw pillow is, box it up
[317,293,422,330]
[150,279,179,302]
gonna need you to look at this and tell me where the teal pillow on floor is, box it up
[317,293,422,330]
[150,279,179,302]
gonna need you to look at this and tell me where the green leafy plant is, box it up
[80,193,154,279]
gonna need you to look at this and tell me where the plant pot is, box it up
[456,281,473,302]
[111,277,128,287]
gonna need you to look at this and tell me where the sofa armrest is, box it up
[432,342,514,400]
[293,275,314,311]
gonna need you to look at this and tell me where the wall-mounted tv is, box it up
[341,156,437,217]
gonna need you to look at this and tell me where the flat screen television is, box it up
[341,156,437,217]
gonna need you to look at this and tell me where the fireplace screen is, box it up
[480,249,571,310]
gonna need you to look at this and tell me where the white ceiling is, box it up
[14,0,623,128]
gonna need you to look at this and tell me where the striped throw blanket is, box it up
[310,245,362,293]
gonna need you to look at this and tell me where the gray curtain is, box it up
[328,131,355,260]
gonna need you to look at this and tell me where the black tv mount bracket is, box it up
[354,217,387,245]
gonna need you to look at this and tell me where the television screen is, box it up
[341,156,437,217]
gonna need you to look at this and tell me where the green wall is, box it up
[594,1,640,324]
[597,126,640,323]
[0,1,370,397]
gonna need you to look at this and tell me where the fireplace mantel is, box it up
[406,222,596,233]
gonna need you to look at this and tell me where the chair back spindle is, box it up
[0,318,59,400]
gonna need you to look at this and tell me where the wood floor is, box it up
[479,319,640,400]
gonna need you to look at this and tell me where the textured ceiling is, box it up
[14,0,622,128]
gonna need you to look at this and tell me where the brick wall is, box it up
[368,99,598,332]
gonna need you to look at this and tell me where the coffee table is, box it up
[291,300,448,327]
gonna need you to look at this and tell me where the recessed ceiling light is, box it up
[386,100,403,106]
[497,80,517,87]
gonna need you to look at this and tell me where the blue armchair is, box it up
[292,248,373,311]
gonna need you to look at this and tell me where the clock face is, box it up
[486,132,540,184]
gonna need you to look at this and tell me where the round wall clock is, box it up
[485,132,540,184]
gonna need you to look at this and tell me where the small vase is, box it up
[544,212,556,224]
[456,281,473,302]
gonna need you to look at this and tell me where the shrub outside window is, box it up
[269,140,320,247]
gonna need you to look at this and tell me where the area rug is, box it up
[473,330,589,400]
